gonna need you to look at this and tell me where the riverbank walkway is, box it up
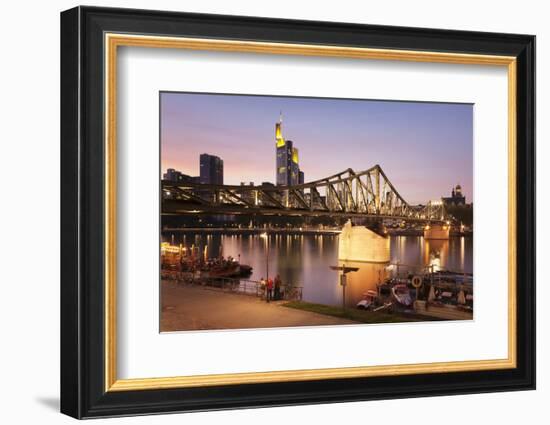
[161,280,357,332]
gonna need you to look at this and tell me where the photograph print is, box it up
[160,92,474,332]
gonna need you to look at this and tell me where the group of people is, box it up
[260,274,283,302]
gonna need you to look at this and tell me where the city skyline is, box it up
[161,92,473,204]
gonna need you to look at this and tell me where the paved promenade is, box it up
[161,280,356,332]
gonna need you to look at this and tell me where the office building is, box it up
[163,168,198,183]
[199,153,224,185]
[275,113,302,186]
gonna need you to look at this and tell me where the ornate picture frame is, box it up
[60,6,535,419]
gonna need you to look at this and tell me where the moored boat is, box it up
[391,284,413,307]
[160,242,253,279]
[356,290,378,310]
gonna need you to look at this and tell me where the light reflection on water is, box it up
[162,233,473,307]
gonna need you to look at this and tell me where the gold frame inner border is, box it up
[104,33,517,392]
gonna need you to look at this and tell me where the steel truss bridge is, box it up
[162,165,450,223]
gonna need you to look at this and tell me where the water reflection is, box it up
[162,232,472,308]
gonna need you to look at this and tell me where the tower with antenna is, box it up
[275,112,302,186]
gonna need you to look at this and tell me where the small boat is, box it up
[238,264,253,277]
[439,291,453,301]
[391,284,413,307]
[207,264,240,278]
[356,290,378,310]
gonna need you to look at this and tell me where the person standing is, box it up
[274,274,282,300]
[266,277,273,303]
[260,277,266,299]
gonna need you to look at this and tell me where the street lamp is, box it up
[329,264,359,311]
[260,232,269,280]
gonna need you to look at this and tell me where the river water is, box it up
[162,232,473,308]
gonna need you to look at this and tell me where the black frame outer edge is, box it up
[60,5,536,419]
[60,7,82,419]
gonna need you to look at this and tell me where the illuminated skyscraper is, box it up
[275,113,301,186]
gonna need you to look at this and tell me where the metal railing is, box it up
[161,271,303,300]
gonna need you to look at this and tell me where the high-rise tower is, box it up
[275,113,301,186]
[199,153,224,185]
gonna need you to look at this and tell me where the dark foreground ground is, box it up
[161,280,356,332]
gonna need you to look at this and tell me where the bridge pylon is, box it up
[338,220,390,263]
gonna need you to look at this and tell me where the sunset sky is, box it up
[160,92,473,205]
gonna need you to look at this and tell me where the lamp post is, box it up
[260,232,269,280]
[329,264,359,311]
